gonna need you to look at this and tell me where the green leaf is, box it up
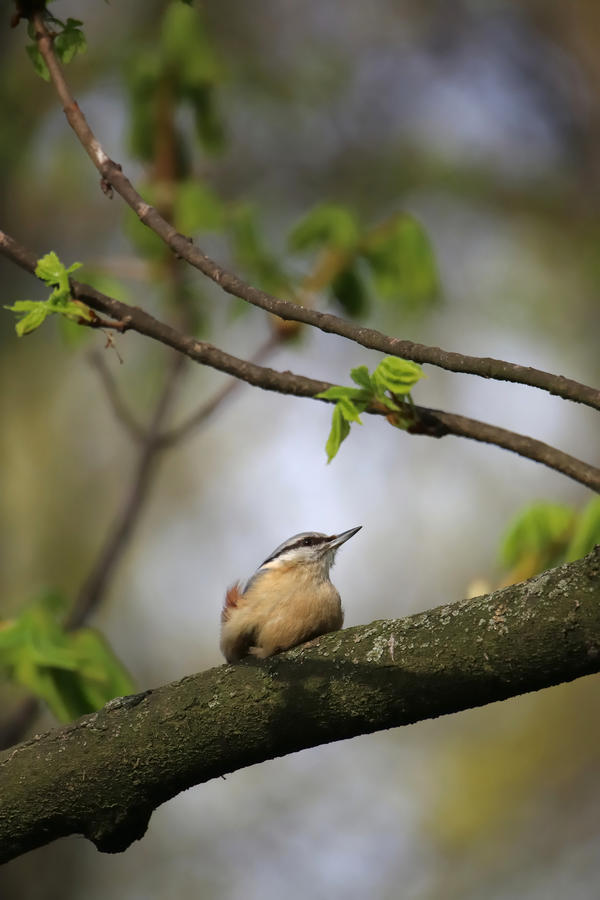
[174,180,224,234]
[35,251,81,296]
[36,250,65,288]
[5,292,90,338]
[565,497,600,563]
[14,657,78,722]
[0,619,28,654]
[17,607,80,671]
[4,300,51,336]
[317,357,423,461]
[54,19,87,65]
[500,502,576,569]
[371,356,424,397]
[26,18,86,81]
[67,629,135,710]
[289,204,359,252]
[315,385,367,402]
[46,298,92,322]
[361,214,438,312]
[330,265,369,317]
[337,396,364,424]
[324,404,351,463]
[350,365,374,393]
[26,44,50,81]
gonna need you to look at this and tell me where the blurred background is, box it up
[1,0,599,897]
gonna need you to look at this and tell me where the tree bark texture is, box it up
[1,548,599,864]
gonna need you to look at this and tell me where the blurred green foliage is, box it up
[120,4,440,322]
[500,497,600,579]
[126,1,225,163]
[228,204,292,297]
[0,591,135,722]
[361,214,439,311]
[289,203,360,251]
[290,206,438,318]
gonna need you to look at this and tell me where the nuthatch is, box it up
[220,526,361,663]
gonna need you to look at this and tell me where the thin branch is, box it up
[67,353,185,630]
[90,328,282,451]
[88,349,146,443]
[2,228,599,492]
[72,333,284,619]
[1,549,598,862]
[29,12,600,413]
[405,406,599,490]
[156,332,281,449]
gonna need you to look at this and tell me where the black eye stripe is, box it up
[258,532,329,566]
[278,536,324,555]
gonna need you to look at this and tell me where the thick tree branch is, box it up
[1,228,599,492]
[27,12,600,412]
[1,548,598,864]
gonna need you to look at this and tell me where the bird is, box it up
[220,526,362,663]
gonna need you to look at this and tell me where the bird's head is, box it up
[245,526,362,588]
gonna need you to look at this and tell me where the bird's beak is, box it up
[328,526,362,549]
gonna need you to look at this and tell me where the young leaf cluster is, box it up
[0,592,134,723]
[316,356,425,461]
[26,15,86,82]
[4,251,90,337]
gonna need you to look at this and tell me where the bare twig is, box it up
[2,229,599,492]
[77,336,284,616]
[28,12,600,412]
[88,350,146,443]
[156,332,281,449]
[68,353,184,630]
[84,310,132,332]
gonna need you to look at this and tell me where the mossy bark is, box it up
[1,547,599,864]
